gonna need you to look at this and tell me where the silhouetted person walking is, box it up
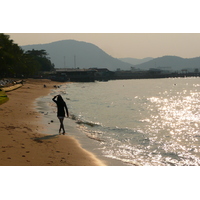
[52,95,69,135]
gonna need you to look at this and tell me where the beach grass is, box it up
[0,90,9,105]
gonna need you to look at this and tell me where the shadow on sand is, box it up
[32,134,58,143]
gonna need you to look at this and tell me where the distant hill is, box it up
[133,56,200,71]
[119,57,154,65]
[21,40,131,71]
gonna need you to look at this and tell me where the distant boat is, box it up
[1,83,22,92]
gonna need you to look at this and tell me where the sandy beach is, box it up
[0,79,105,166]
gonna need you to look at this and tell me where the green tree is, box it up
[0,33,28,77]
[25,49,55,72]
[0,34,55,78]
[0,33,15,76]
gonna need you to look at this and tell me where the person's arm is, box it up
[52,95,58,103]
[64,103,69,117]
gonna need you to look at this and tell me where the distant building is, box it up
[51,68,97,82]
[148,68,162,74]
[89,68,114,81]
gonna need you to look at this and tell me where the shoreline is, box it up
[35,82,127,166]
[0,79,105,166]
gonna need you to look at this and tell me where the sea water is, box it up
[37,77,200,166]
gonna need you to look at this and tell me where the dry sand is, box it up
[0,79,105,166]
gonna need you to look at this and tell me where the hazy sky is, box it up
[3,1,200,59]
[7,33,200,59]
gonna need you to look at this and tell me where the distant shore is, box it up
[0,79,105,166]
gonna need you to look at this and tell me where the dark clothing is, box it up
[52,95,69,135]
[52,97,69,117]
[56,101,67,117]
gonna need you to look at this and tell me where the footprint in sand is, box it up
[7,126,16,130]
[60,157,66,163]
[23,127,32,132]
[2,145,13,148]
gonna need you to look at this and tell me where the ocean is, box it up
[36,77,200,166]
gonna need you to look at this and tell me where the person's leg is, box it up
[58,118,63,134]
[62,118,65,134]
[58,117,65,134]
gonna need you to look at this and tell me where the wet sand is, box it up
[0,79,105,166]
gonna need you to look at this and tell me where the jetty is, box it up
[48,68,200,82]
[50,68,97,82]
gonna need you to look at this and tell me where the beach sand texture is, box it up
[0,79,104,166]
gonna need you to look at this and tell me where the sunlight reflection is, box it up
[144,89,200,165]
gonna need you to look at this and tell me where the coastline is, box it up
[35,81,127,166]
[0,79,105,166]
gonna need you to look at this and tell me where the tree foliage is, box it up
[25,49,55,72]
[0,33,55,78]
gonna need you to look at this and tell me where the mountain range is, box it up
[133,56,200,71]
[119,57,154,65]
[21,40,132,71]
[21,40,200,72]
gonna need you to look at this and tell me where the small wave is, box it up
[106,126,138,135]
[69,114,78,121]
[104,155,140,166]
[78,125,105,142]
[76,119,101,127]
[69,112,102,127]
[85,133,105,142]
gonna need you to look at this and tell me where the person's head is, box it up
[57,95,64,103]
